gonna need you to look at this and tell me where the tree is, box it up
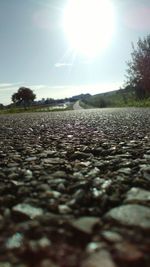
[12,87,36,108]
[126,35,150,99]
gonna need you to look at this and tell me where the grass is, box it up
[0,103,74,115]
[83,88,150,108]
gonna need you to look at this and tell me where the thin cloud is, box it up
[54,62,73,68]
[0,82,24,90]
[0,83,16,89]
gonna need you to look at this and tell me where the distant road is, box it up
[73,100,84,110]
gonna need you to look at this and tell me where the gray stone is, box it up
[70,216,100,234]
[114,241,143,261]
[81,249,117,267]
[0,263,11,267]
[71,151,92,160]
[40,259,59,267]
[25,157,37,162]
[86,242,105,253]
[101,231,123,243]
[140,165,150,180]
[43,158,64,164]
[58,204,72,214]
[105,204,150,229]
[125,187,150,203]
[92,188,103,198]
[118,168,131,175]
[45,190,61,198]
[12,203,43,219]
[6,233,23,249]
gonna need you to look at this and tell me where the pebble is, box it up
[58,204,72,214]
[12,203,43,220]
[45,190,61,198]
[6,233,23,249]
[114,241,143,262]
[101,231,123,243]
[125,187,150,203]
[25,157,37,162]
[140,165,150,180]
[70,217,100,234]
[40,259,58,267]
[105,204,150,229]
[81,249,117,267]
[0,263,11,267]
[118,168,131,175]
[43,158,64,164]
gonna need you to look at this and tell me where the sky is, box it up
[0,0,150,105]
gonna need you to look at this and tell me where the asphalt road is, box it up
[0,108,150,267]
[73,100,83,110]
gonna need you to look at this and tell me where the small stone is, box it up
[87,167,100,178]
[140,166,150,180]
[86,242,105,253]
[101,231,123,243]
[52,171,67,178]
[101,180,112,190]
[118,168,131,175]
[58,204,72,214]
[45,190,61,198]
[29,237,51,251]
[6,233,23,249]
[25,157,37,162]
[144,154,150,160]
[38,237,51,248]
[57,183,66,191]
[0,263,11,267]
[7,162,19,167]
[125,187,150,203]
[70,217,100,234]
[48,178,66,185]
[114,242,143,261]
[92,188,103,198]
[71,151,92,160]
[93,177,103,186]
[12,203,43,220]
[25,169,33,178]
[8,173,18,180]
[43,158,64,164]
[81,249,117,267]
[105,204,150,229]
[40,259,58,267]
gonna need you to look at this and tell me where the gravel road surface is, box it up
[0,108,150,267]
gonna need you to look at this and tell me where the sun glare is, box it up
[63,0,115,58]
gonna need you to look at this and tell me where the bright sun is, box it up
[63,0,115,58]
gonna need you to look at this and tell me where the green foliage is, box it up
[12,87,36,108]
[126,35,150,99]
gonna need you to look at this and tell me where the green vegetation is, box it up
[82,87,150,108]
[79,100,94,109]
[0,104,74,115]
[126,35,150,100]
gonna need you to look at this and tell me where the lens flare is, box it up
[63,0,116,58]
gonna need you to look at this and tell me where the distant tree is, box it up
[98,97,107,108]
[126,35,150,99]
[12,87,36,108]
[0,103,4,109]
